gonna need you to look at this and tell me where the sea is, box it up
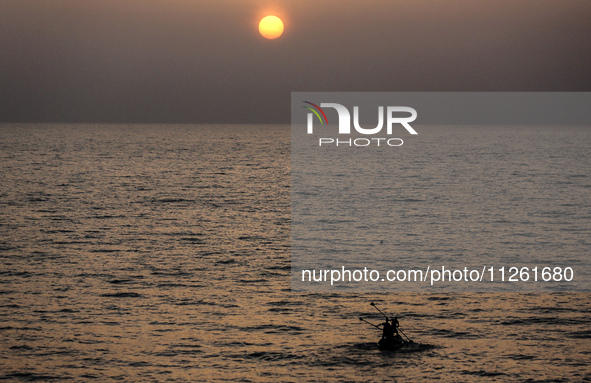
[0,124,589,382]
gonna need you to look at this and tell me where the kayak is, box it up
[377,336,408,351]
[362,302,428,352]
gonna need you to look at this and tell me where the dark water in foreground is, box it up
[0,124,589,382]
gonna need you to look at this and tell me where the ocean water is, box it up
[291,125,590,292]
[0,124,589,382]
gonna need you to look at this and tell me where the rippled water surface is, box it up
[0,124,589,382]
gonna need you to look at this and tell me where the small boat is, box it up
[377,335,409,351]
[361,302,417,352]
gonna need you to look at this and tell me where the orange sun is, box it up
[259,15,284,39]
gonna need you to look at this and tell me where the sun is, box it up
[259,15,284,40]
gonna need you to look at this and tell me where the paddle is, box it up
[370,301,388,319]
[397,327,413,343]
[359,317,381,329]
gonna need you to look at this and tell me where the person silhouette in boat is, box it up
[391,316,400,335]
[381,317,397,340]
[380,316,403,346]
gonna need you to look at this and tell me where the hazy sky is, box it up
[1,0,590,123]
